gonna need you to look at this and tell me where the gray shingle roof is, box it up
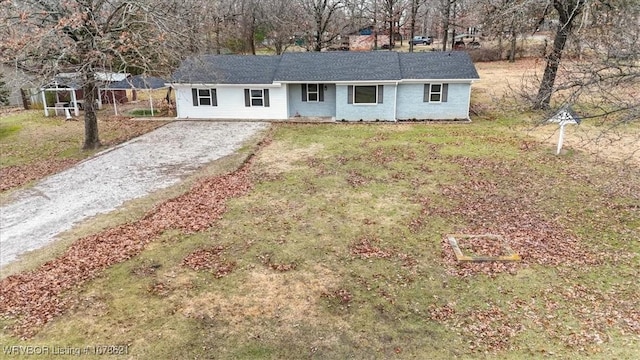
[171,55,282,84]
[107,75,167,89]
[398,52,479,80]
[274,51,402,82]
[171,51,479,84]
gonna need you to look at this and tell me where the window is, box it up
[302,84,324,102]
[430,84,442,102]
[307,84,319,101]
[191,88,217,106]
[354,85,377,104]
[423,83,448,103]
[244,89,270,107]
[347,85,384,105]
[251,89,264,106]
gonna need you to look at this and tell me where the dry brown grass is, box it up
[473,58,639,165]
[181,266,341,330]
[473,58,545,103]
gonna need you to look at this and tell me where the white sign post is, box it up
[547,106,581,155]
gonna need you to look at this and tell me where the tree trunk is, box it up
[442,1,450,51]
[388,19,393,50]
[314,16,323,51]
[374,0,378,50]
[82,79,101,150]
[509,29,517,62]
[534,0,584,110]
[409,0,417,52]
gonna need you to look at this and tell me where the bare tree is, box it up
[262,0,306,54]
[2,0,184,149]
[381,0,405,49]
[300,0,345,51]
[547,1,639,123]
[408,0,426,52]
[534,0,587,109]
[440,0,456,50]
[478,0,549,61]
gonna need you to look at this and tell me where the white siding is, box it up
[175,84,288,120]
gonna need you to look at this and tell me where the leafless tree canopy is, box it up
[1,0,638,149]
[1,0,187,148]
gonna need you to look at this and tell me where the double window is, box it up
[244,89,270,107]
[423,83,449,103]
[191,88,217,106]
[347,85,384,105]
[302,84,324,102]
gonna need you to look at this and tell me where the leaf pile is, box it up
[321,289,353,305]
[257,253,297,272]
[429,302,524,353]
[0,159,79,192]
[456,237,508,257]
[0,160,254,338]
[147,281,172,297]
[434,157,603,277]
[182,246,236,278]
[350,237,393,259]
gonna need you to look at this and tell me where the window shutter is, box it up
[442,84,448,102]
[377,85,384,104]
[423,84,430,102]
[244,89,250,107]
[301,84,307,102]
[319,84,324,102]
[211,89,217,106]
[347,85,353,104]
[192,88,198,106]
[264,89,270,107]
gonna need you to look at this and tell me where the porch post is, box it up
[42,89,48,117]
[149,89,154,115]
[71,89,79,116]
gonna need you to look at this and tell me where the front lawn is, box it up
[1,120,637,359]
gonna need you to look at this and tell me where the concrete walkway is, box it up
[0,121,267,267]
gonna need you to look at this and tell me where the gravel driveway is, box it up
[0,121,267,267]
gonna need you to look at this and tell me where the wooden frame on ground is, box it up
[446,234,521,262]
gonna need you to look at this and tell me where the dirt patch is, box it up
[256,141,324,175]
[181,266,341,330]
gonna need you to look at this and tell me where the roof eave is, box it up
[168,82,282,87]
[400,78,479,83]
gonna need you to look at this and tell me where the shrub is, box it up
[467,48,503,62]
[0,73,10,106]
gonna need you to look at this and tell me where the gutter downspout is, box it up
[466,81,474,121]
[393,81,399,121]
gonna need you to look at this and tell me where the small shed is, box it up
[105,75,168,115]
